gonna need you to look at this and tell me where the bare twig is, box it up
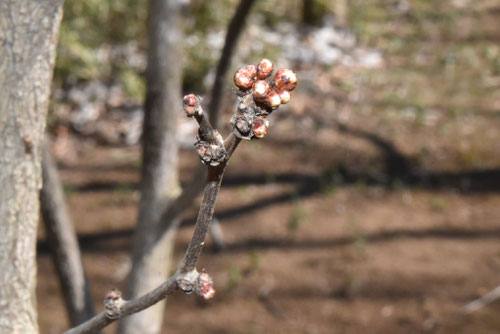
[65,277,178,334]
[65,59,297,334]
[464,286,500,314]
[64,102,240,334]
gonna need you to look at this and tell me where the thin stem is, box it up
[66,122,242,334]
[179,134,241,273]
[193,107,224,146]
[178,169,224,273]
[64,277,178,334]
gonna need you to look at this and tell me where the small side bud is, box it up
[104,289,124,319]
[257,58,274,80]
[265,90,281,109]
[252,117,269,139]
[234,68,254,90]
[252,80,270,101]
[276,90,291,104]
[183,94,201,117]
[235,117,251,136]
[194,141,226,166]
[272,68,297,91]
[196,270,216,300]
[195,141,212,164]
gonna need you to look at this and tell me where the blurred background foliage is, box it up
[54,0,499,114]
[54,0,335,99]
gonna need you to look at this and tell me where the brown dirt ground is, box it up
[37,98,500,333]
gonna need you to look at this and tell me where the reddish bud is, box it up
[273,68,297,91]
[234,68,254,90]
[245,65,257,79]
[252,80,270,101]
[276,90,291,104]
[183,93,198,107]
[257,58,274,80]
[197,270,216,300]
[265,90,281,109]
[183,94,200,117]
[252,119,268,138]
[104,289,124,319]
[201,285,216,300]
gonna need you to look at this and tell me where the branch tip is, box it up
[183,93,203,118]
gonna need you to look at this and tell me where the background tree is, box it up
[117,0,185,332]
[40,141,96,327]
[119,1,256,332]
[0,0,63,332]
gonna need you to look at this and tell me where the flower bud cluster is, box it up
[233,59,297,110]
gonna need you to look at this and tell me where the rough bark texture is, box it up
[40,141,96,326]
[117,0,184,333]
[0,0,63,332]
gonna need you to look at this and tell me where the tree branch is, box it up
[65,58,297,334]
[65,277,178,334]
[40,138,96,326]
[64,102,241,334]
[64,133,239,334]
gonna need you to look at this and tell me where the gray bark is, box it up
[40,141,96,326]
[0,0,63,332]
[117,0,184,333]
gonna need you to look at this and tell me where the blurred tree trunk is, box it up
[40,141,96,327]
[334,0,348,26]
[0,0,63,332]
[117,0,184,333]
[302,0,315,26]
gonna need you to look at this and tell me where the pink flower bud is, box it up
[252,119,268,138]
[234,68,254,90]
[183,93,200,117]
[257,58,273,80]
[265,90,281,109]
[252,80,270,101]
[273,68,297,91]
[183,93,198,107]
[201,285,216,300]
[197,270,216,300]
[276,90,291,104]
[245,65,257,79]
